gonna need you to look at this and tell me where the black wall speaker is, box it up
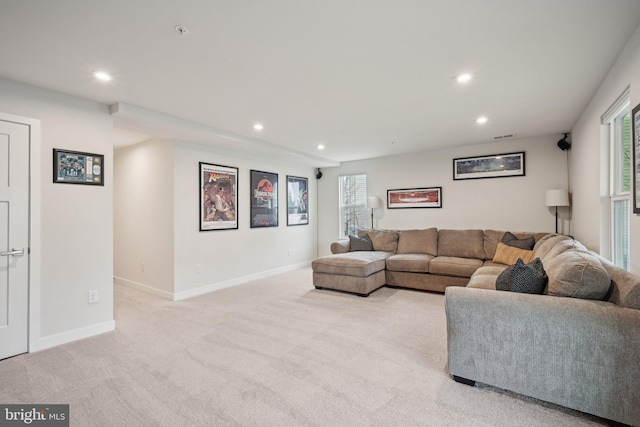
[316,168,323,179]
[557,133,571,151]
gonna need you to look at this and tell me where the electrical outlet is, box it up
[196,264,201,274]
[288,249,292,256]
[88,290,99,304]
[141,263,145,272]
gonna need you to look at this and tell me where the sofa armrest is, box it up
[331,239,350,254]
[445,286,640,425]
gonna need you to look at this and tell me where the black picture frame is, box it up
[53,149,104,185]
[200,162,238,231]
[287,175,309,226]
[453,152,525,180]
[250,170,278,228]
[633,103,640,214]
[387,187,442,209]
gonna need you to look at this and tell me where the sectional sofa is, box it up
[312,228,547,296]
[311,228,640,426]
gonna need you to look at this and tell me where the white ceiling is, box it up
[2,1,640,165]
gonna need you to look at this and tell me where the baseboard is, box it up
[173,261,311,301]
[114,277,175,300]
[32,320,116,352]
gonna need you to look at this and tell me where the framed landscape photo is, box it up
[53,149,104,185]
[200,162,238,231]
[453,152,525,180]
[287,175,309,226]
[633,103,640,214]
[387,187,442,209]
[250,170,278,228]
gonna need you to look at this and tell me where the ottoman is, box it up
[311,251,390,296]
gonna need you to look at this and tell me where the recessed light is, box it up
[93,71,112,82]
[476,116,488,124]
[456,73,472,84]
[317,144,325,150]
[253,123,264,131]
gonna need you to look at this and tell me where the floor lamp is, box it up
[545,189,570,234]
[367,196,381,229]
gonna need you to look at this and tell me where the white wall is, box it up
[115,139,319,300]
[114,138,174,297]
[571,22,640,274]
[0,78,114,348]
[317,135,568,256]
[172,142,317,299]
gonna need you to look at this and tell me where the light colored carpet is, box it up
[0,267,608,426]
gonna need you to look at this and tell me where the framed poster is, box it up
[387,187,442,208]
[287,175,309,226]
[53,149,104,185]
[200,162,238,231]
[250,170,278,228]
[633,103,640,214]
[453,152,525,180]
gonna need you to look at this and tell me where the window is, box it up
[338,174,367,237]
[607,102,631,270]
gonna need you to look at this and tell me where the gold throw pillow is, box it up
[493,242,536,265]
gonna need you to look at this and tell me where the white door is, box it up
[0,119,30,360]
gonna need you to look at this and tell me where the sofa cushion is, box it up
[438,229,485,259]
[349,234,373,251]
[501,231,535,250]
[330,239,350,254]
[492,242,535,265]
[544,250,611,300]
[466,274,498,290]
[482,260,511,268]
[484,230,547,260]
[472,265,508,277]
[483,230,506,260]
[496,258,548,294]
[312,252,389,277]
[599,256,640,310]
[359,230,399,254]
[430,256,483,278]
[534,234,573,260]
[541,239,586,267]
[386,254,434,273]
[396,228,438,255]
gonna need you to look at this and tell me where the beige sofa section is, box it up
[312,228,546,296]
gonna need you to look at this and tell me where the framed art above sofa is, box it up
[387,187,442,208]
[453,152,525,180]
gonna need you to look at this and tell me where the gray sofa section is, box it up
[446,287,640,426]
[446,233,640,426]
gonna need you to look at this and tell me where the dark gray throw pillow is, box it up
[495,257,548,294]
[501,231,535,250]
[349,234,373,251]
[495,265,512,291]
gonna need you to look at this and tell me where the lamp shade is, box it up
[545,189,570,207]
[367,196,381,209]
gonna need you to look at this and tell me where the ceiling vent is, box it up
[493,134,515,140]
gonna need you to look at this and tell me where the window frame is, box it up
[338,173,367,238]
[607,102,631,270]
